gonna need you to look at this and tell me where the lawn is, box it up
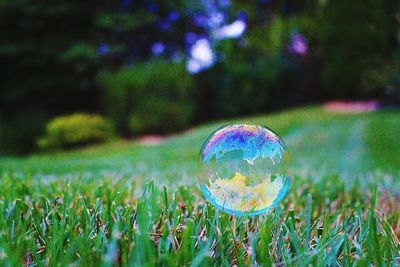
[0,106,399,266]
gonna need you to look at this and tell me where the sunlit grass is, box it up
[0,106,399,265]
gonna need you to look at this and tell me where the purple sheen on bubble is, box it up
[201,124,285,165]
[200,124,290,216]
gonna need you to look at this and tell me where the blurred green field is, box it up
[2,106,399,177]
[0,106,399,266]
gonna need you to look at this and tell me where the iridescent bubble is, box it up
[200,124,290,216]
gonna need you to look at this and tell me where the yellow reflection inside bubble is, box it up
[205,172,284,212]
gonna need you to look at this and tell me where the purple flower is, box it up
[213,20,246,40]
[97,43,110,56]
[146,2,159,13]
[158,20,171,31]
[193,13,208,27]
[203,0,215,10]
[172,51,183,62]
[288,33,308,56]
[151,42,165,55]
[236,10,248,22]
[187,60,202,74]
[219,0,231,8]
[121,0,132,9]
[167,10,180,22]
[208,12,225,28]
[187,38,215,74]
[185,32,197,45]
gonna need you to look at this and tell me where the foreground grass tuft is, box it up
[0,173,399,266]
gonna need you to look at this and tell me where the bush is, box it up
[37,113,114,150]
[194,29,285,120]
[99,60,194,134]
[366,59,400,106]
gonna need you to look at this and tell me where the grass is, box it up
[0,106,399,266]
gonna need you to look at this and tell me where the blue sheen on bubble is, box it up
[201,124,285,164]
[200,124,290,216]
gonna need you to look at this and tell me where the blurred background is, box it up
[0,0,399,155]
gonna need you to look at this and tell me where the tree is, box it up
[319,0,389,98]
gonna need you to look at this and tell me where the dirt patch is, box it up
[323,100,379,113]
[137,135,166,145]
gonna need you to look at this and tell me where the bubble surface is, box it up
[200,124,290,216]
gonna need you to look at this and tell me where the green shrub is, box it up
[194,36,283,120]
[37,113,114,150]
[365,58,400,105]
[220,44,281,116]
[99,60,194,134]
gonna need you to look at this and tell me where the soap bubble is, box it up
[200,124,290,216]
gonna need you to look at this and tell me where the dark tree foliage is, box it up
[319,0,389,98]
[0,0,99,116]
[0,0,100,153]
[0,0,397,154]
